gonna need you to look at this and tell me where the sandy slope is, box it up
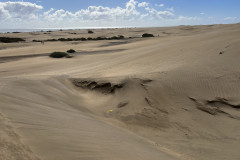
[0,23,240,160]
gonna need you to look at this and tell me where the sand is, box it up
[0,23,240,160]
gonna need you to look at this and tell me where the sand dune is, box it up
[0,23,240,160]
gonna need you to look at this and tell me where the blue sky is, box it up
[0,0,239,28]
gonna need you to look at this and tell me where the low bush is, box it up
[80,37,87,41]
[58,38,67,41]
[46,39,57,42]
[32,40,41,42]
[0,37,25,43]
[88,30,94,34]
[142,33,154,37]
[67,49,76,53]
[108,35,125,40]
[49,52,68,58]
[119,35,124,39]
[34,35,127,43]
[95,37,106,40]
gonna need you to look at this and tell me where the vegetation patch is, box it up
[32,35,127,43]
[67,49,76,53]
[108,35,125,40]
[88,30,94,34]
[0,37,25,43]
[49,52,68,58]
[142,33,154,37]
[46,39,58,42]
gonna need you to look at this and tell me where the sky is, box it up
[0,0,239,29]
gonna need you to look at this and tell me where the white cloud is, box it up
[138,2,149,8]
[200,12,205,15]
[224,17,238,21]
[0,5,9,18]
[145,8,174,19]
[155,4,164,7]
[140,13,149,19]
[178,16,200,21]
[40,0,175,26]
[43,8,54,16]
[167,7,174,12]
[44,0,140,22]
[126,0,137,10]
[0,1,43,19]
[0,0,204,28]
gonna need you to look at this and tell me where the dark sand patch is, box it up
[0,53,49,63]
[74,49,126,55]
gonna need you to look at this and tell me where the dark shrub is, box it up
[46,39,57,42]
[73,38,80,41]
[0,37,25,43]
[67,49,76,53]
[96,37,106,40]
[88,30,94,34]
[58,38,72,41]
[80,37,87,41]
[87,37,93,40]
[67,38,73,41]
[32,40,40,42]
[108,35,125,40]
[58,38,66,41]
[118,35,125,39]
[108,36,118,40]
[49,52,68,58]
[142,33,154,37]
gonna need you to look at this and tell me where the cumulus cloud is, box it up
[0,0,174,23]
[167,7,174,12]
[43,8,54,16]
[43,0,140,21]
[138,2,149,8]
[42,0,176,22]
[145,8,174,19]
[224,17,238,21]
[0,6,9,18]
[0,1,43,19]
[0,0,203,28]
[178,16,200,21]
[155,4,164,7]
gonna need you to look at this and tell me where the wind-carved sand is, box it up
[0,23,240,160]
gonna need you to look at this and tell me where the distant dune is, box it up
[0,23,240,160]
